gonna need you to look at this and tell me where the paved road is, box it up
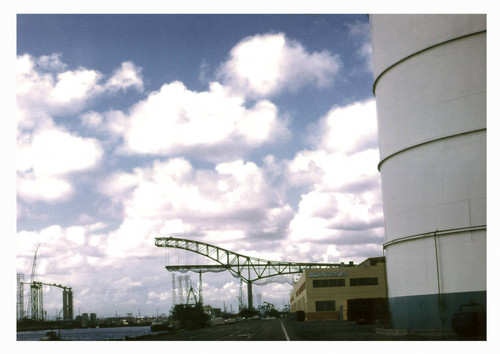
[130,316,464,341]
[133,318,288,341]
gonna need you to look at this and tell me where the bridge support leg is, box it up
[247,280,253,310]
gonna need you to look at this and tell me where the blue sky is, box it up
[16,13,383,318]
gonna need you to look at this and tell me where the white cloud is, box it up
[285,99,384,260]
[80,110,129,142]
[17,173,74,202]
[29,128,102,176]
[104,61,144,93]
[217,32,342,98]
[16,54,143,203]
[317,100,378,154]
[17,126,103,202]
[17,54,102,119]
[80,111,103,129]
[100,157,294,257]
[289,100,379,190]
[98,101,382,267]
[288,149,380,192]
[17,54,144,128]
[66,226,86,246]
[120,81,289,160]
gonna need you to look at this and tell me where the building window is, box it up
[316,300,335,312]
[349,277,379,286]
[313,278,346,288]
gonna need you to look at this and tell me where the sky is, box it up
[15,12,385,319]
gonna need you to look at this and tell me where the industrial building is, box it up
[369,15,486,330]
[290,257,387,321]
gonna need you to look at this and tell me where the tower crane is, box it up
[28,244,42,320]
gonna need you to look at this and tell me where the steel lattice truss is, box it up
[155,236,343,283]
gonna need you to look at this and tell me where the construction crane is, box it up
[28,244,42,320]
[155,236,352,310]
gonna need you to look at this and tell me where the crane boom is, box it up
[30,243,41,283]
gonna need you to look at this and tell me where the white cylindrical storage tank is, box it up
[369,15,486,330]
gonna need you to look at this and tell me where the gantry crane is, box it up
[155,236,351,309]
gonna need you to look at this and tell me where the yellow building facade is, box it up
[290,257,387,321]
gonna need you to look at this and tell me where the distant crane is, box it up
[28,244,42,320]
[155,236,352,310]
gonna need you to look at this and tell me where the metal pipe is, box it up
[434,230,444,326]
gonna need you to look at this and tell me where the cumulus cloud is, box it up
[285,99,384,261]
[17,54,102,121]
[17,126,103,202]
[100,158,294,256]
[17,54,143,128]
[118,81,289,160]
[96,101,383,266]
[316,100,378,154]
[104,61,144,93]
[16,54,143,203]
[217,33,342,98]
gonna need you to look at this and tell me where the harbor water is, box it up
[17,325,155,341]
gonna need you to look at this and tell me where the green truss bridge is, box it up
[155,236,351,309]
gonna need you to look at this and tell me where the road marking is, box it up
[280,320,290,341]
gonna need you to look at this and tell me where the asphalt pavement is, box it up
[128,315,468,341]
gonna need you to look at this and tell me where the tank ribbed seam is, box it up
[372,30,486,96]
[383,224,486,249]
[377,128,486,171]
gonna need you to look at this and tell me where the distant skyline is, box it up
[16,13,383,318]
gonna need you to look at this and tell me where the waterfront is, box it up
[17,325,155,341]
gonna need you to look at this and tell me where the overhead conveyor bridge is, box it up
[155,236,348,309]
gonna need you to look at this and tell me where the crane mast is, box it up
[29,244,43,320]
